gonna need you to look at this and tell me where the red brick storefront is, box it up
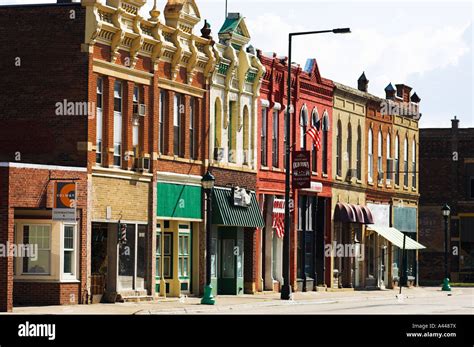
[257,52,334,292]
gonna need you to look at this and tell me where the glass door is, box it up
[118,224,136,291]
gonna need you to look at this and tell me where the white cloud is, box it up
[247,12,471,98]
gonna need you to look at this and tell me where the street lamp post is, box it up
[282,27,351,300]
[201,171,216,304]
[441,203,451,292]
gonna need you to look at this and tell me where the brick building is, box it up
[256,53,334,293]
[0,0,216,311]
[207,13,265,295]
[419,118,474,284]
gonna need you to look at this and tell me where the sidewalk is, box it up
[7,286,470,315]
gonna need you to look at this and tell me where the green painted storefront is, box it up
[156,182,202,296]
[210,187,264,296]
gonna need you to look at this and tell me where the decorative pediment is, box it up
[164,0,201,34]
[218,13,251,49]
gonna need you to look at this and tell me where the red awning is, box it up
[334,203,374,225]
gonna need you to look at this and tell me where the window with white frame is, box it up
[272,109,279,168]
[132,85,141,158]
[386,133,392,183]
[395,135,400,185]
[159,90,166,154]
[174,93,184,157]
[190,97,197,160]
[113,81,123,167]
[368,128,374,183]
[412,138,416,188]
[22,225,51,274]
[63,224,76,277]
[300,106,308,149]
[378,130,383,183]
[347,123,352,175]
[356,125,362,180]
[96,77,103,165]
[404,137,409,186]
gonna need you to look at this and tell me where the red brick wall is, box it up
[0,165,88,311]
[0,4,88,167]
[14,282,80,306]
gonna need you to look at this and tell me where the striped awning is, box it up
[367,225,426,250]
[212,187,264,228]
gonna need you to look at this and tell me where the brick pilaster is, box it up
[0,170,13,312]
[166,90,175,157]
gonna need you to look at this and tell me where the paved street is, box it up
[8,287,473,315]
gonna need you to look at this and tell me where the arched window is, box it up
[368,128,373,183]
[228,101,237,163]
[347,123,352,175]
[377,130,383,183]
[412,137,416,188]
[214,98,222,160]
[300,105,308,149]
[404,136,409,186]
[243,105,250,165]
[322,110,330,174]
[395,135,400,185]
[356,125,362,180]
[311,108,319,172]
[386,132,392,182]
[336,120,342,176]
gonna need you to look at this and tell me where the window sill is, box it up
[377,183,383,188]
[368,181,374,186]
[356,179,362,184]
[412,187,417,192]
[335,175,343,181]
[403,186,409,191]
[322,174,328,178]
[272,167,283,172]
[312,172,318,176]
[260,166,269,171]
[395,184,400,189]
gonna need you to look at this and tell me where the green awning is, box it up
[212,187,264,228]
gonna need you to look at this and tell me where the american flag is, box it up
[306,118,321,150]
[272,199,285,238]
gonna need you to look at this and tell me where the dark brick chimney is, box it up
[395,84,412,103]
[357,72,368,92]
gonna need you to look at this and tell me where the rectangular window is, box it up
[394,157,399,185]
[113,81,123,167]
[23,225,51,274]
[272,110,279,168]
[63,225,76,276]
[132,85,140,157]
[283,112,288,168]
[312,144,317,172]
[96,77,103,165]
[404,160,409,186]
[178,234,190,278]
[159,90,166,154]
[228,101,236,163]
[470,177,474,199]
[174,94,183,157]
[322,131,328,174]
[261,108,268,166]
[190,97,197,160]
[368,153,373,182]
[156,232,173,279]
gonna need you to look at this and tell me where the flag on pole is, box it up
[306,118,321,150]
[272,199,285,238]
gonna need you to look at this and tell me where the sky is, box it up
[3,0,473,128]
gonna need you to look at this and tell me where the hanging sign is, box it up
[292,151,311,189]
[52,182,76,222]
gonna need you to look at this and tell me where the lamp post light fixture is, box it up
[201,171,216,304]
[281,27,351,300]
[441,203,451,292]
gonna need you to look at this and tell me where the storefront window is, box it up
[211,237,217,278]
[460,217,474,270]
[222,239,235,278]
[23,225,51,274]
[178,233,190,278]
[63,225,75,276]
[237,239,244,278]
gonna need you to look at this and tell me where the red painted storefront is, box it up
[256,52,334,292]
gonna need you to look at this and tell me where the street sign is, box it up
[292,151,311,189]
[53,182,76,222]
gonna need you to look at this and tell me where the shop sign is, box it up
[233,187,251,208]
[52,182,76,222]
[292,151,311,189]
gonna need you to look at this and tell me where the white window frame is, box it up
[21,224,52,276]
[96,77,103,166]
[61,223,79,281]
[386,133,392,183]
[113,80,123,168]
[378,130,383,183]
[368,129,373,183]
